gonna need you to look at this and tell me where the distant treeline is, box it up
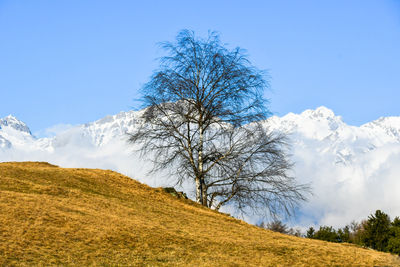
[258,210,400,256]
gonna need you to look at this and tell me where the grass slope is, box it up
[0,162,399,266]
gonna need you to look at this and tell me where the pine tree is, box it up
[362,210,391,251]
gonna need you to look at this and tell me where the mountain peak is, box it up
[5,114,17,119]
[0,115,32,134]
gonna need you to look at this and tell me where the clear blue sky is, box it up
[1,0,399,135]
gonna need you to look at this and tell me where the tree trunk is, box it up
[198,120,206,206]
[201,179,207,206]
[195,176,202,204]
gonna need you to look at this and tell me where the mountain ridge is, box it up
[2,106,399,149]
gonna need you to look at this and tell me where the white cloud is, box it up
[34,123,75,138]
[290,142,400,229]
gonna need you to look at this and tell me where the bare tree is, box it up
[128,30,309,217]
[266,220,290,234]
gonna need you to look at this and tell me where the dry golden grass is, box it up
[0,161,399,266]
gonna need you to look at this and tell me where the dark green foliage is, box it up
[387,226,400,255]
[313,226,340,242]
[392,217,400,227]
[337,225,350,243]
[306,227,315,238]
[362,210,391,251]
[387,217,400,255]
[309,225,351,243]
[305,210,400,256]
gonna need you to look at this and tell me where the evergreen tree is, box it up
[362,210,391,251]
[337,225,350,243]
[313,226,340,242]
[387,217,400,255]
[306,227,315,238]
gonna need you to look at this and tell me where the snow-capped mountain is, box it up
[0,115,35,149]
[266,106,400,165]
[3,106,397,163]
[1,107,399,228]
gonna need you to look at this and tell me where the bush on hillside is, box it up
[257,220,302,237]
[311,226,340,242]
[267,220,290,234]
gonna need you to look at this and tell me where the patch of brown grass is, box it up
[0,161,399,266]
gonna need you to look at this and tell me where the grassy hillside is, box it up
[0,162,398,266]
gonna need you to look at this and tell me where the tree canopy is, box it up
[128,30,308,217]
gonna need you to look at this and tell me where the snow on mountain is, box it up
[0,115,36,149]
[80,110,143,146]
[1,107,399,228]
[0,115,32,134]
[266,107,400,166]
[361,117,400,143]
